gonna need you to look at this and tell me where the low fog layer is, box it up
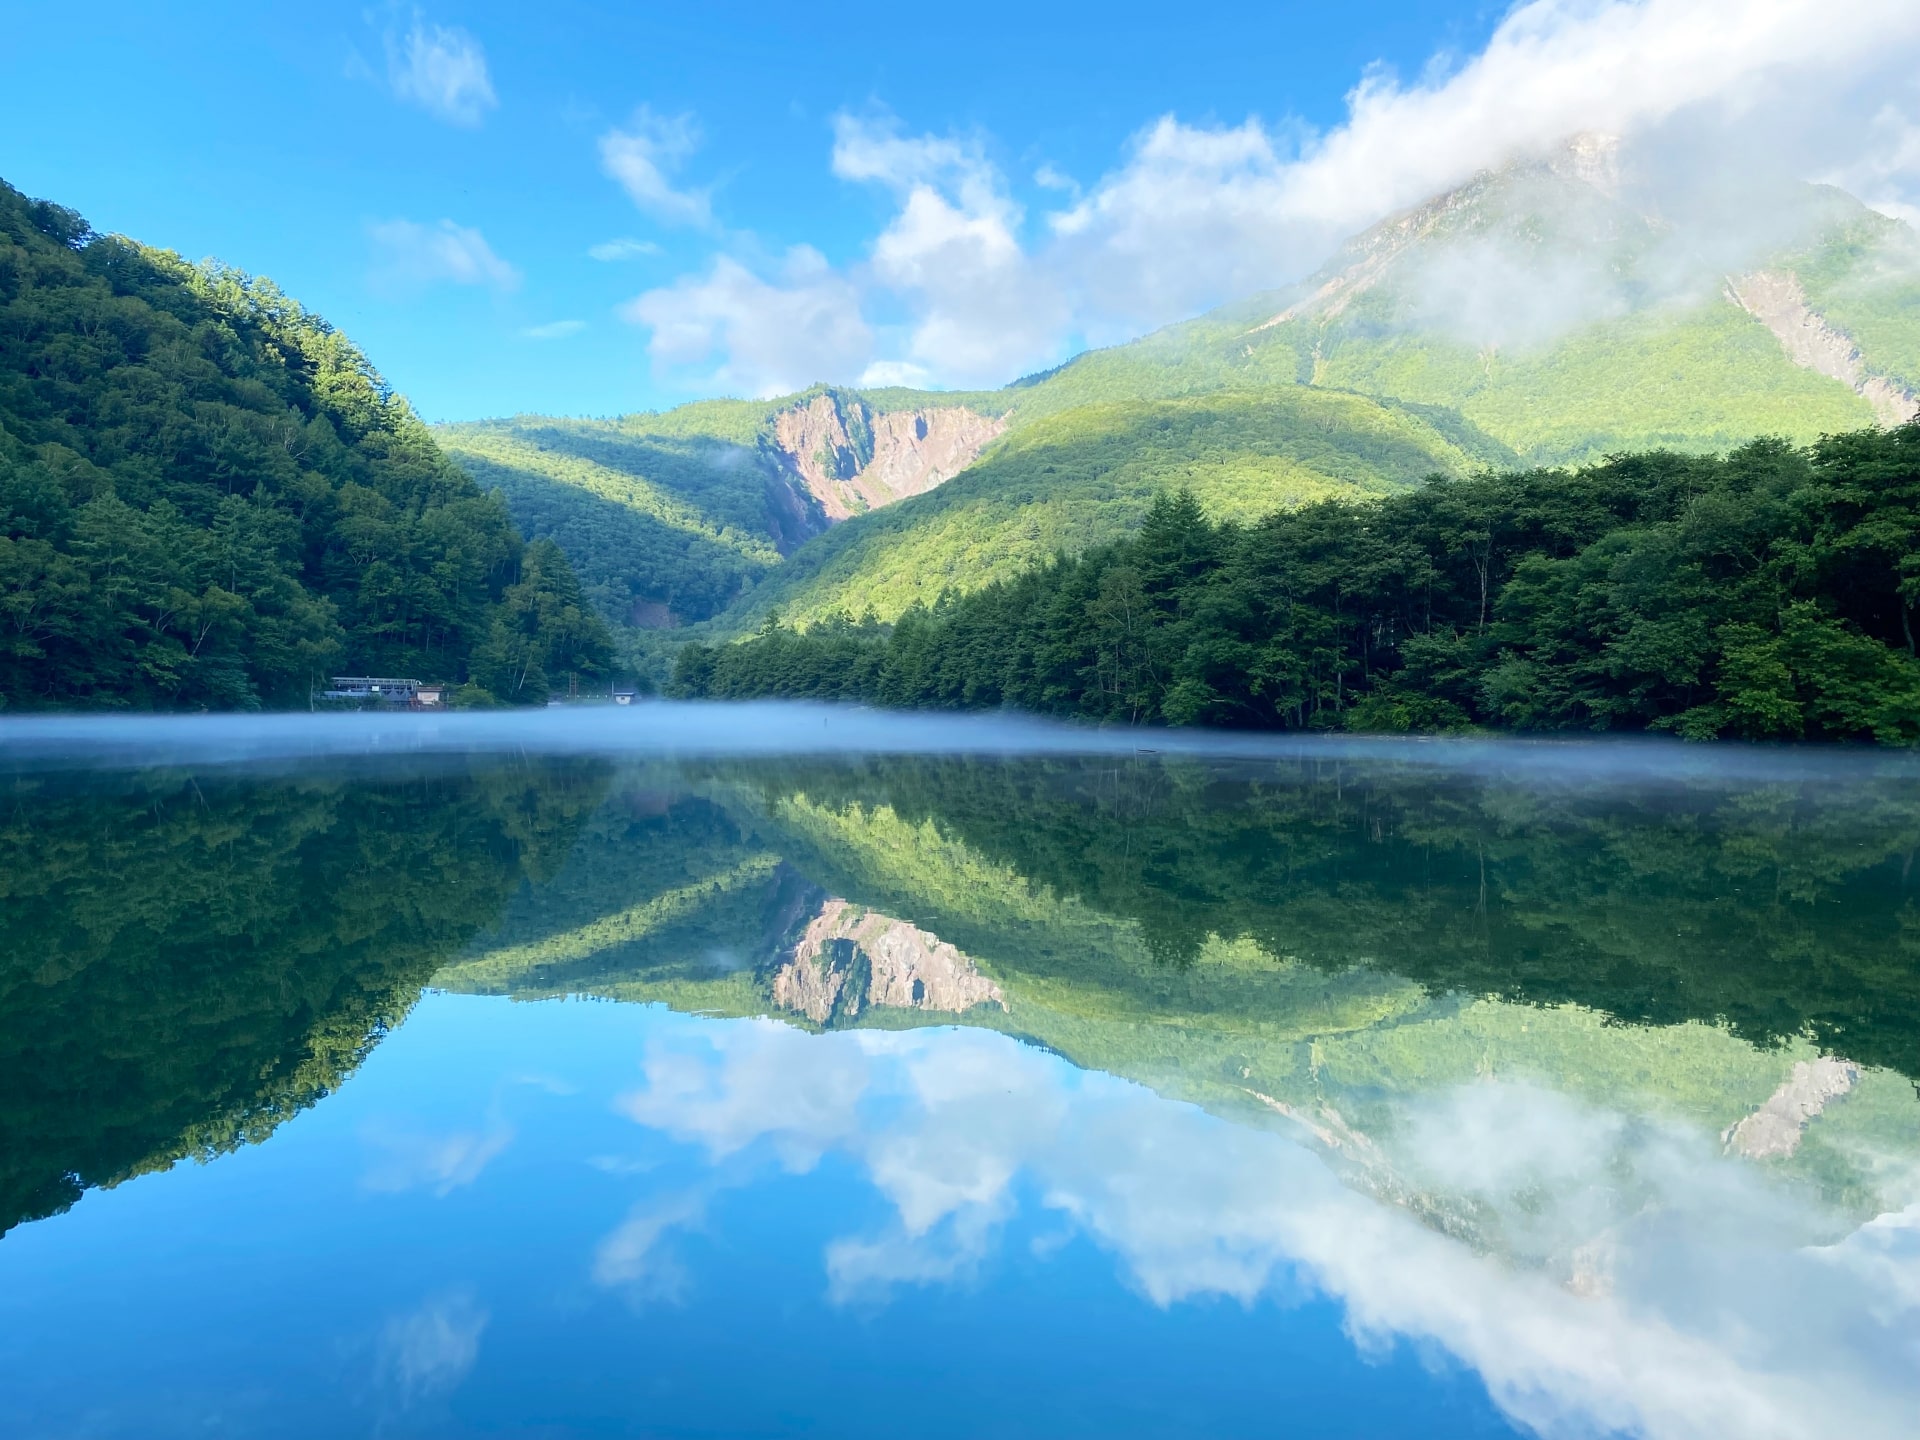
[5,701,1917,787]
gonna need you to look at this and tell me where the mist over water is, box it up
[5,700,1917,787]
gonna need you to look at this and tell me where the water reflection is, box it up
[0,758,608,1234]
[617,1016,1920,1439]
[3,736,1918,1437]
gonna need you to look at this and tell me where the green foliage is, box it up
[0,178,608,708]
[438,386,1020,681]
[673,427,1920,743]
[1792,201,1920,392]
[0,759,608,1234]
[469,537,615,702]
[440,787,812,999]
[706,388,1505,632]
[435,421,790,637]
[1308,301,1875,464]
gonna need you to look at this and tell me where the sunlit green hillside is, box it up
[705,388,1507,631]
[0,178,611,709]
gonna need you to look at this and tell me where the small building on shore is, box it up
[322,677,427,707]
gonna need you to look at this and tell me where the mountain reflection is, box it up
[5,746,1920,1437]
[434,752,1920,1225]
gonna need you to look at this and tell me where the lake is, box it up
[2,706,1917,1439]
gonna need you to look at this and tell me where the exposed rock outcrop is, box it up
[1725,270,1920,426]
[766,392,1005,524]
[769,898,1004,1025]
[1722,1056,1860,1160]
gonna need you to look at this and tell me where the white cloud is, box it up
[593,1188,708,1301]
[523,319,586,340]
[858,360,933,388]
[620,247,873,398]
[588,237,663,262]
[1033,164,1078,195]
[626,0,1920,391]
[368,218,519,295]
[833,114,1068,388]
[600,109,712,228]
[385,16,496,127]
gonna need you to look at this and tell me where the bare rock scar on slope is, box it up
[767,392,1005,524]
[1722,1055,1860,1160]
[1726,270,1920,427]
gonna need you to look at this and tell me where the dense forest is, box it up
[0,180,612,709]
[438,420,796,633]
[672,427,1920,743]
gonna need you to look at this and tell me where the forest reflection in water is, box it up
[3,735,1919,1438]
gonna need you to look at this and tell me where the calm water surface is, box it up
[2,708,1918,1439]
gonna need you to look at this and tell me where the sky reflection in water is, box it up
[1,707,1917,1438]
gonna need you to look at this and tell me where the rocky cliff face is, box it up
[766,391,1005,525]
[770,898,1004,1025]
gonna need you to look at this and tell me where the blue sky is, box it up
[4,2,1918,420]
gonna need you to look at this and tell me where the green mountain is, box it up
[1164,140,1918,459]
[443,141,1920,675]
[0,179,611,709]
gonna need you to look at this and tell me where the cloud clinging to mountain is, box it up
[620,0,1920,394]
[613,1016,1920,1440]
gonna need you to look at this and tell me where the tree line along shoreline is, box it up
[669,428,1920,744]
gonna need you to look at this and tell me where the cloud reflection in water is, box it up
[613,1018,1920,1440]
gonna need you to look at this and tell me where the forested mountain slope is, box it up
[0,180,610,709]
[676,428,1920,744]
[0,759,608,1234]
[435,386,1009,660]
[708,387,1512,631]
